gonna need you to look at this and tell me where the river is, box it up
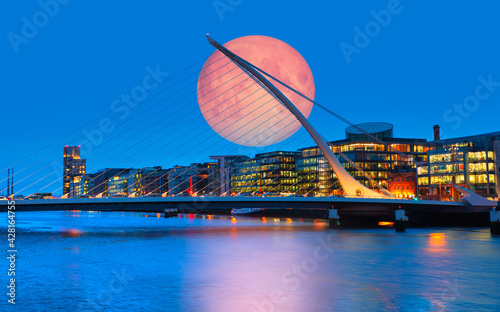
[2,211,500,311]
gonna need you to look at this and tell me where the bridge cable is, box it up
[0,54,227,184]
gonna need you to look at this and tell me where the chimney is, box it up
[10,168,14,196]
[6,168,10,196]
[433,125,440,141]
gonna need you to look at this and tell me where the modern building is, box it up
[71,173,96,197]
[210,155,249,195]
[70,167,169,197]
[63,146,86,195]
[296,123,429,196]
[230,151,300,194]
[417,127,499,200]
[105,169,141,197]
[140,167,170,196]
[168,162,219,196]
[82,168,130,197]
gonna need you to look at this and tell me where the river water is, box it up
[2,211,500,312]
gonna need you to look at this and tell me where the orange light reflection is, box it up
[426,233,448,254]
[378,221,395,226]
[62,228,82,237]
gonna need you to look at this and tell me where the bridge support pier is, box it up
[490,209,500,235]
[395,209,408,232]
[164,209,178,218]
[329,209,340,228]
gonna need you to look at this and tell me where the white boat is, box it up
[231,208,263,216]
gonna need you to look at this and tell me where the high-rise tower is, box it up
[63,146,86,195]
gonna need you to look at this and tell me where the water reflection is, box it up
[61,228,83,237]
[6,212,500,311]
[426,232,449,254]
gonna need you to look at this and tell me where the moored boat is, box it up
[231,208,263,216]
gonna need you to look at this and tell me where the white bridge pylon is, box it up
[207,35,393,198]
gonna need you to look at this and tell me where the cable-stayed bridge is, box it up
[2,35,498,228]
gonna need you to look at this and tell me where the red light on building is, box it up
[388,171,417,199]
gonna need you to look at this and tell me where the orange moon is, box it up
[197,35,315,147]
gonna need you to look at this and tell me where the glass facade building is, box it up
[105,169,141,197]
[72,168,169,197]
[168,162,219,196]
[417,131,500,200]
[296,123,429,196]
[77,168,131,197]
[230,151,300,194]
[72,173,96,197]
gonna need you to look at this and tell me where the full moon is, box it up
[197,35,315,147]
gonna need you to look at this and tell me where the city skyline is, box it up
[2,3,500,311]
[12,123,496,200]
[3,1,500,196]
[2,118,499,197]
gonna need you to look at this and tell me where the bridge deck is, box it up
[2,197,470,213]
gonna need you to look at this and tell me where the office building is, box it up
[71,173,96,197]
[296,122,429,196]
[210,155,249,195]
[71,167,169,197]
[417,127,499,200]
[140,167,170,196]
[63,146,86,195]
[105,169,141,197]
[230,151,300,194]
[84,168,131,197]
[168,162,219,195]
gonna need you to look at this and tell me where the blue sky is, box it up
[2,0,500,196]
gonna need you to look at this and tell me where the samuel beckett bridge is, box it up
[2,35,498,230]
